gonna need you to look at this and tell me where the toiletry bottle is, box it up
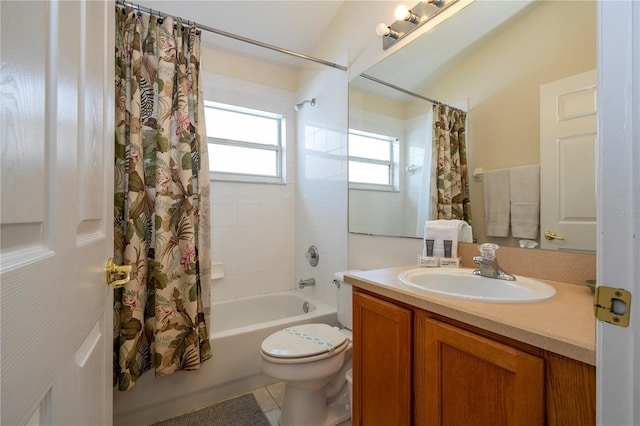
[440,239,462,268]
[418,239,439,267]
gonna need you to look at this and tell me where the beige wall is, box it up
[421,0,596,245]
[200,45,299,91]
[349,88,409,120]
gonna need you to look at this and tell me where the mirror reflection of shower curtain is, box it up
[432,103,472,224]
[415,107,436,236]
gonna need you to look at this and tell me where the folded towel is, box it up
[424,220,469,258]
[510,165,540,239]
[457,220,473,243]
[483,169,511,237]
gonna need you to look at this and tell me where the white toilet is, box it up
[260,271,356,426]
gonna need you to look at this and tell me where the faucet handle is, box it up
[478,243,500,260]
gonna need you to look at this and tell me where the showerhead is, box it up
[294,98,316,112]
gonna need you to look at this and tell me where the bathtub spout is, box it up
[299,278,316,289]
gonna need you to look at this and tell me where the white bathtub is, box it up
[114,290,338,426]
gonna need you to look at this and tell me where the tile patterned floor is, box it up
[248,382,351,426]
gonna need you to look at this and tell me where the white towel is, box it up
[510,165,540,239]
[483,169,511,237]
[458,221,473,243]
[424,220,469,258]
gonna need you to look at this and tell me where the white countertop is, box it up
[346,265,596,365]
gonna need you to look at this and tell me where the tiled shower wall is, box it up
[203,72,298,302]
[295,64,349,307]
[203,66,348,308]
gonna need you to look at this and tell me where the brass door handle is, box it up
[544,230,565,241]
[106,258,132,289]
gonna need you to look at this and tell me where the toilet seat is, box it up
[261,323,349,364]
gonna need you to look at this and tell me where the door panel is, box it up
[0,1,114,424]
[596,1,639,424]
[540,69,597,251]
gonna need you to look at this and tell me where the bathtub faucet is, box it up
[299,278,316,289]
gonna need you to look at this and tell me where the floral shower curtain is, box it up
[433,104,472,224]
[114,7,212,391]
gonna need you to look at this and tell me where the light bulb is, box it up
[376,23,390,37]
[394,5,409,21]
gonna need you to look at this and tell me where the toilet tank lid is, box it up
[333,270,362,282]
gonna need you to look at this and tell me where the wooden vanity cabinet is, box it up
[414,312,544,426]
[352,290,596,426]
[352,291,412,426]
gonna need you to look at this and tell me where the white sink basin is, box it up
[397,268,556,303]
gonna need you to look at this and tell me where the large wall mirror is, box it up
[348,0,596,252]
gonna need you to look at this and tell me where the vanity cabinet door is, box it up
[352,291,412,426]
[415,315,544,426]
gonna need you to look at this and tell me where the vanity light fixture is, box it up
[394,5,421,25]
[377,0,459,50]
[375,23,400,39]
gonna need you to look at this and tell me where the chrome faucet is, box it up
[299,278,316,289]
[472,243,516,281]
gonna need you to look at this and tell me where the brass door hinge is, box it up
[594,286,632,327]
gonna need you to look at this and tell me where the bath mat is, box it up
[150,393,271,426]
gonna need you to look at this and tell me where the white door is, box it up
[1,1,114,425]
[539,69,597,251]
[597,1,639,424]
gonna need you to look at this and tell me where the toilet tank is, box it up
[335,270,360,330]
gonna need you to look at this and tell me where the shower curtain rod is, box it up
[360,74,463,112]
[115,0,348,72]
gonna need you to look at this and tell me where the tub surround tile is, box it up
[295,69,349,310]
[211,274,238,302]
[211,184,237,204]
[237,271,263,297]
[237,203,263,226]
[237,249,262,273]
[211,179,296,302]
[233,226,257,250]
[212,203,238,227]
[236,185,263,204]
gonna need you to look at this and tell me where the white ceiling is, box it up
[136,1,346,68]
[133,1,538,102]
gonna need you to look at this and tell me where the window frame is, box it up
[205,101,285,184]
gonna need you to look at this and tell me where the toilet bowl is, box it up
[260,271,358,426]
